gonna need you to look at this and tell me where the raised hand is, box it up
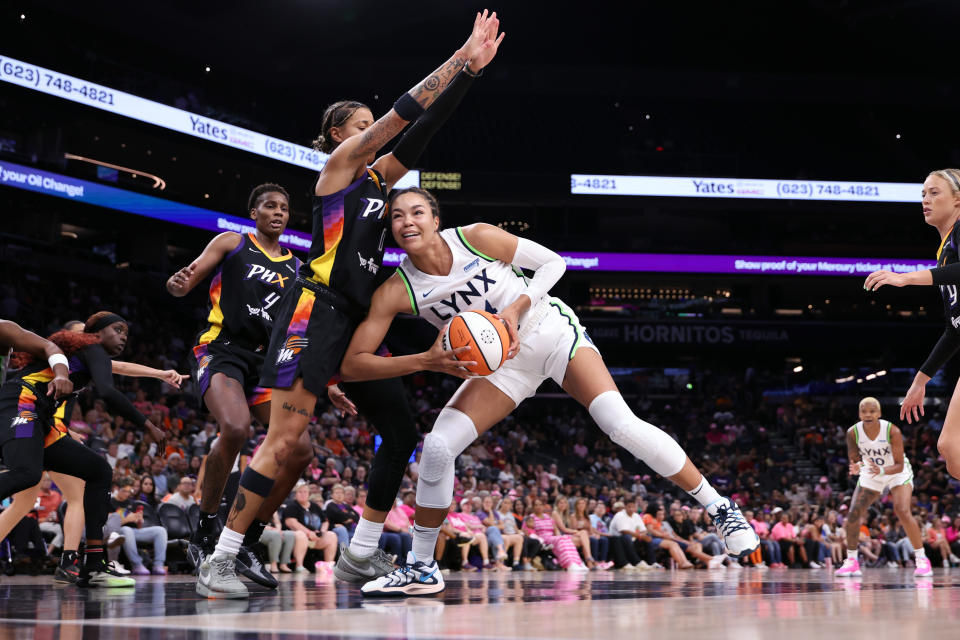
[468,12,505,72]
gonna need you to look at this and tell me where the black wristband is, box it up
[462,63,483,78]
[393,93,425,121]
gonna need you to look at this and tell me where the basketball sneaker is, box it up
[333,545,395,584]
[236,545,277,589]
[197,553,249,599]
[54,553,82,585]
[77,558,136,588]
[361,552,444,597]
[914,557,933,577]
[709,498,760,559]
[834,557,862,577]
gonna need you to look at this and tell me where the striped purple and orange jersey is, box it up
[302,168,389,311]
[196,232,301,351]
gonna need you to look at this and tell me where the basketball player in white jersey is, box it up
[835,397,931,577]
[339,188,759,595]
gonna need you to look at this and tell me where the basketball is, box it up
[442,310,511,376]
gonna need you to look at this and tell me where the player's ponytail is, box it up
[313,101,369,154]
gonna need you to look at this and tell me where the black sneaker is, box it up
[77,559,136,588]
[235,544,278,589]
[188,534,216,574]
[54,557,82,585]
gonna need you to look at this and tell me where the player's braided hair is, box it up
[312,101,369,154]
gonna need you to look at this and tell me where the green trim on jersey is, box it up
[853,424,860,445]
[549,299,585,361]
[456,227,496,262]
[396,268,419,315]
[886,420,892,442]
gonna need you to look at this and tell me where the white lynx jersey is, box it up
[853,419,908,470]
[396,227,536,331]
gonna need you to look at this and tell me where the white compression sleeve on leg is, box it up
[417,407,479,509]
[588,391,687,477]
[512,237,566,306]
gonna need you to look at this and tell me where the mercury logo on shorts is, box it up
[276,335,308,364]
[196,355,213,380]
[12,410,37,427]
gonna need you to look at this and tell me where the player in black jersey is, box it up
[864,168,960,480]
[168,183,353,588]
[1,312,164,587]
[198,11,505,598]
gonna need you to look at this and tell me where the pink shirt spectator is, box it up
[385,505,412,531]
[946,526,959,545]
[399,503,415,520]
[750,519,770,538]
[771,522,796,541]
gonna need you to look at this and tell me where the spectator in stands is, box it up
[150,458,169,497]
[477,495,510,569]
[261,511,308,574]
[821,510,845,565]
[927,516,960,568]
[324,484,358,548]
[525,498,588,572]
[283,484,338,572]
[135,475,159,508]
[165,476,197,510]
[553,496,596,568]
[492,496,529,568]
[380,494,414,561]
[34,473,63,554]
[572,497,611,568]
[771,509,809,568]
[164,453,185,491]
[446,499,491,571]
[645,503,724,569]
[111,478,168,575]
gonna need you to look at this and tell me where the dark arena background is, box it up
[2,2,960,639]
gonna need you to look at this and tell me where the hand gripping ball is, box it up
[442,310,510,376]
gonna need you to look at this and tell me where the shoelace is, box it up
[215,557,237,578]
[714,504,750,535]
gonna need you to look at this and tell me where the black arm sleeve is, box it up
[930,263,960,285]
[920,329,960,378]
[81,345,148,428]
[391,69,477,169]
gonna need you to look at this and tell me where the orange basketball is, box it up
[442,310,510,376]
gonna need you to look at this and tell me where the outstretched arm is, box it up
[166,232,242,297]
[317,10,503,195]
[111,361,186,388]
[0,320,72,398]
[339,275,474,382]
[82,345,165,444]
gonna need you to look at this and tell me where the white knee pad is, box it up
[417,407,479,509]
[588,391,686,477]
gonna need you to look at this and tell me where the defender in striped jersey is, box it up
[342,188,757,596]
[835,397,931,577]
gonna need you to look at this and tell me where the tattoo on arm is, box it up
[409,55,467,108]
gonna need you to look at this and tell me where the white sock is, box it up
[349,518,385,558]
[412,524,442,563]
[847,549,858,561]
[688,477,722,512]
[212,527,244,560]
[914,548,926,560]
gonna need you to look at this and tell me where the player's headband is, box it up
[86,313,128,333]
